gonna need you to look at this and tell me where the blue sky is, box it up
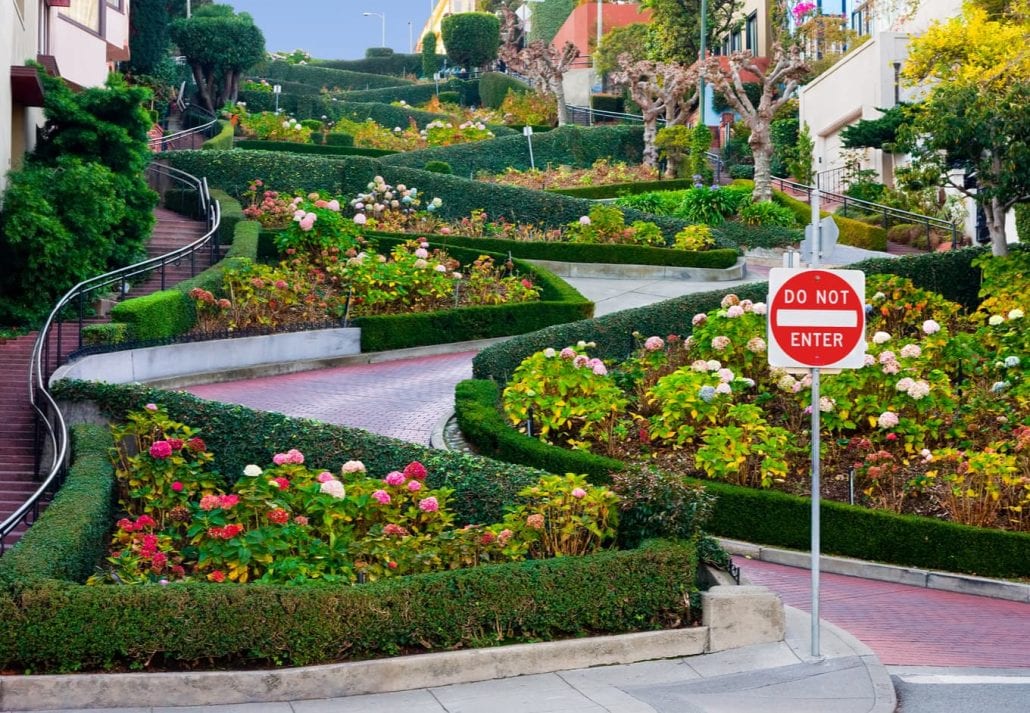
[229,0,439,60]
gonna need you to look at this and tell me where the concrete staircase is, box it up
[0,206,210,550]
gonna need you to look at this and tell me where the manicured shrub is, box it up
[729,164,755,180]
[713,221,802,250]
[313,54,423,77]
[209,188,243,245]
[200,120,234,150]
[257,61,416,90]
[766,183,888,251]
[0,425,116,590]
[234,140,395,157]
[441,12,500,70]
[109,289,194,341]
[325,133,355,147]
[1014,203,1029,242]
[553,178,698,199]
[81,322,129,346]
[591,94,625,114]
[437,90,461,104]
[479,72,530,108]
[423,160,453,174]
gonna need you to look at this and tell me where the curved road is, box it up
[185,350,1030,672]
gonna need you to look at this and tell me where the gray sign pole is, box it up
[809,189,822,659]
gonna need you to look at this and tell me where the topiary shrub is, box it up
[81,323,128,346]
[437,90,461,104]
[423,160,453,174]
[729,164,754,180]
[109,289,195,341]
[201,120,234,150]
[479,72,530,108]
[325,133,355,147]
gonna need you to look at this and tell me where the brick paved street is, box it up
[184,351,475,445]
[739,557,1030,668]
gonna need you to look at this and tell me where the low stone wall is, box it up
[51,328,361,386]
[526,257,747,282]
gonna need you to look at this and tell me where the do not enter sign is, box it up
[767,268,866,369]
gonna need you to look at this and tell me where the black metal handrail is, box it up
[148,104,219,152]
[769,175,960,249]
[0,163,221,553]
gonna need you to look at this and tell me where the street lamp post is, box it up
[363,11,386,48]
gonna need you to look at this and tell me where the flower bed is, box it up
[479,159,659,191]
[0,384,705,672]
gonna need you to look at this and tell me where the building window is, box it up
[60,0,101,33]
[746,12,758,53]
[730,31,741,52]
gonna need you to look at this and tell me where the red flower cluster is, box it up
[267,508,290,524]
[187,437,207,452]
[208,570,226,583]
[117,514,156,532]
[207,524,244,540]
[403,461,428,481]
[271,477,291,490]
[383,523,408,537]
[167,438,184,450]
[479,531,496,546]
[199,494,240,511]
[149,441,173,459]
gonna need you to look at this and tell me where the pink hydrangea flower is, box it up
[418,496,439,512]
[316,471,335,483]
[747,337,766,353]
[414,248,429,259]
[877,411,900,429]
[384,471,406,486]
[692,313,707,326]
[341,460,366,474]
[711,336,731,351]
[299,216,316,232]
[327,199,341,211]
[320,479,345,499]
[144,403,158,412]
[559,347,576,360]
[922,319,941,334]
[720,294,740,308]
[408,480,422,492]
[717,368,735,383]
[171,481,184,492]
[863,354,876,367]
[526,513,545,530]
[149,441,172,459]
[286,449,304,464]
[571,488,587,499]
[372,489,391,505]
[691,359,710,372]
[900,344,922,359]
[726,305,745,318]
[644,336,664,351]
[706,359,722,371]
[573,354,589,368]
[579,215,591,225]
[592,362,608,376]
[404,461,428,481]
[272,452,289,466]
[353,213,367,225]
[715,382,732,395]
[383,523,408,537]
[895,377,915,392]
[752,303,767,316]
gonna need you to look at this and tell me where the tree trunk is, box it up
[750,126,774,202]
[982,196,1010,257]
[191,64,214,113]
[642,119,659,168]
[552,77,569,126]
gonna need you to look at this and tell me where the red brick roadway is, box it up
[740,557,1030,668]
[184,351,1030,670]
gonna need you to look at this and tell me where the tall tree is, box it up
[594,23,651,76]
[498,7,580,126]
[609,55,698,168]
[641,0,742,64]
[170,4,265,113]
[898,0,1030,255]
[128,0,171,76]
[441,12,501,71]
[701,45,809,201]
[421,32,443,78]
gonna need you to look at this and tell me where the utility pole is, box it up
[699,0,708,121]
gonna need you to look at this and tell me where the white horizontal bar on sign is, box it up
[776,310,858,328]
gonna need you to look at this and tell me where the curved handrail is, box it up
[149,105,219,152]
[0,162,221,553]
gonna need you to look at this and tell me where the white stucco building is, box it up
[2,0,130,193]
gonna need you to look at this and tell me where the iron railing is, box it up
[564,104,670,127]
[148,104,219,153]
[769,175,960,249]
[0,163,220,554]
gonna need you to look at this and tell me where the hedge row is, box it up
[380,124,646,178]
[234,140,397,158]
[765,185,888,251]
[479,71,530,108]
[160,150,697,239]
[455,380,1030,578]
[200,120,234,150]
[313,54,422,77]
[0,425,115,591]
[365,230,740,269]
[209,188,244,244]
[256,61,415,90]
[1,538,695,672]
[337,78,480,107]
[550,178,699,199]
[471,247,991,381]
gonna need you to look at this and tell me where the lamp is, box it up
[363,11,386,48]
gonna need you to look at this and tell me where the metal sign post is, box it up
[273,84,282,114]
[523,125,535,170]
[809,191,822,660]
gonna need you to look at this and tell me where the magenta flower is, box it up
[384,471,406,486]
[317,471,335,483]
[403,461,428,481]
[372,489,391,505]
[407,480,422,492]
[149,440,173,459]
[571,488,587,499]
[144,403,158,412]
[171,481,184,492]
[272,452,288,466]
[418,496,439,513]
[286,449,304,464]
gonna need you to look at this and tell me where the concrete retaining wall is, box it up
[525,257,747,281]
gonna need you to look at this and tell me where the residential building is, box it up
[2,0,131,193]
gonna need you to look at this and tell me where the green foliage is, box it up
[769,118,798,178]
[655,125,692,178]
[366,47,394,58]
[437,91,461,104]
[325,133,355,147]
[1016,204,1030,242]
[421,33,443,78]
[736,199,798,228]
[209,189,244,245]
[170,6,265,112]
[528,0,576,44]
[594,22,651,75]
[82,323,129,346]
[563,205,666,247]
[712,221,802,250]
[846,178,888,204]
[310,54,423,77]
[258,61,416,90]
[127,0,171,76]
[674,224,715,251]
[423,160,453,174]
[676,186,748,225]
[479,72,530,109]
[201,120,235,150]
[729,164,755,180]
[713,83,761,114]
[612,466,715,548]
[0,157,150,326]
[441,13,501,70]
[787,123,814,185]
[768,184,888,250]
[841,104,910,150]
[645,0,741,65]
[453,379,1030,578]
[0,426,116,590]
[109,290,195,341]
[556,178,698,200]
[234,140,393,157]
[590,94,626,114]
[689,124,714,184]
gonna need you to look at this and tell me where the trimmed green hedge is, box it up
[201,120,234,150]
[109,290,194,341]
[768,186,888,251]
[380,125,646,178]
[257,61,415,90]
[2,539,694,671]
[479,72,530,108]
[550,178,698,199]
[337,78,480,106]
[313,54,423,77]
[235,140,396,157]
[209,188,244,245]
[324,132,354,147]
[1015,203,1029,242]
[0,425,115,591]
[366,230,740,269]
[455,380,1030,578]
[81,323,128,346]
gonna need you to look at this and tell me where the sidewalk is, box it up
[1,605,894,713]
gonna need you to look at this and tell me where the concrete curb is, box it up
[137,336,511,390]
[525,257,747,282]
[721,538,1030,603]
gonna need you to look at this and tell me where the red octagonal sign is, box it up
[767,268,866,369]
